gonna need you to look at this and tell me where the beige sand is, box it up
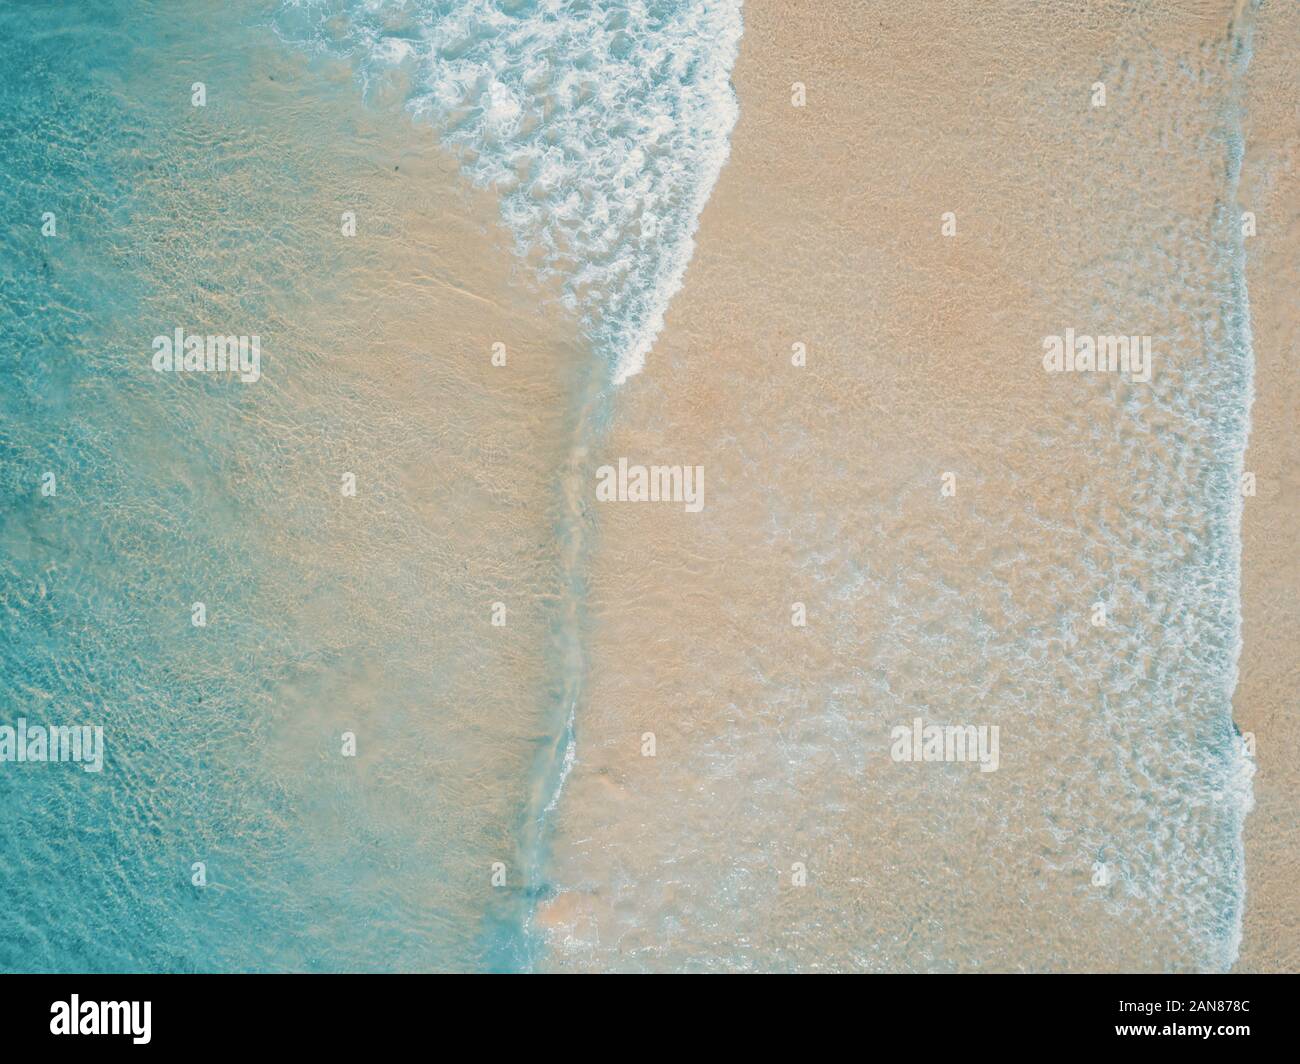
[1235,0,1299,973]
[538,0,1295,971]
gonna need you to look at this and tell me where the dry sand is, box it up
[1235,0,1299,974]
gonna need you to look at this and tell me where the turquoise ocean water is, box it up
[0,0,743,973]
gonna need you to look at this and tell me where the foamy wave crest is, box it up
[274,0,743,384]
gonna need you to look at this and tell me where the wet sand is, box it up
[537,0,1287,971]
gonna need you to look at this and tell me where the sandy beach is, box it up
[2,0,1290,976]
[537,0,1291,971]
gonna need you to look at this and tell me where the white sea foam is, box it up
[274,0,743,384]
